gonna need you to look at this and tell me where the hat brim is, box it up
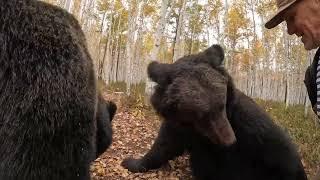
[265,0,298,29]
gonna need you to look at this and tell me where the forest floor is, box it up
[90,91,320,180]
[91,92,192,180]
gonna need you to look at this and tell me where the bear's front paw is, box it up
[121,157,148,173]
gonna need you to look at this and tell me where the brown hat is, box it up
[265,0,299,29]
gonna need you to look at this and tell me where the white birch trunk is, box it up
[79,0,87,24]
[284,25,291,108]
[64,0,74,12]
[113,14,123,82]
[101,0,115,84]
[145,0,169,96]
[133,1,145,84]
[173,0,187,62]
[222,0,229,68]
[125,1,139,95]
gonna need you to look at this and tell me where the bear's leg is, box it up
[121,121,187,172]
[95,95,117,159]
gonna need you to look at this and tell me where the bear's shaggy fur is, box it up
[0,1,116,179]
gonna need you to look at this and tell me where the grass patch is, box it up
[106,81,127,92]
[256,99,320,174]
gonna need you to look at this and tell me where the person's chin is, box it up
[302,37,319,50]
[304,44,314,50]
[303,41,318,50]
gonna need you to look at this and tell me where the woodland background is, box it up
[43,0,313,113]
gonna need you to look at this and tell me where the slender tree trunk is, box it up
[79,0,87,22]
[96,12,107,79]
[125,1,139,95]
[250,0,257,42]
[64,0,74,12]
[101,0,116,84]
[72,0,82,18]
[115,34,122,82]
[190,21,197,55]
[145,0,169,96]
[284,25,291,109]
[173,0,186,62]
[113,14,122,82]
[223,0,229,68]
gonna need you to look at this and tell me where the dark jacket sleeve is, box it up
[304,66,316,108]
[304,48,320,113]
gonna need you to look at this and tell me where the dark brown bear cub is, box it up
[122,45,307,180]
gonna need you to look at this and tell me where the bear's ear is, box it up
[147,61,172,86]
[203,44,225,66]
